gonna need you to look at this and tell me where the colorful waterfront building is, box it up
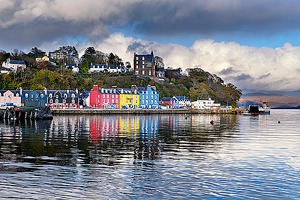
[46,89,79,109]
[117,88,139,109]
[22,89,47,107]
[89,86,120,109]
[0,90,22,107]
[172,96,191,108]
[159,97,173,109]
[137,85,159,109]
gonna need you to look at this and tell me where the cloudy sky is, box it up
[1,0,300,96]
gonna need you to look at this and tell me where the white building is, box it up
[192,98,221,110]
[2,58,26,72]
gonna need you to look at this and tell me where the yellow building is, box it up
[118,88,139,109]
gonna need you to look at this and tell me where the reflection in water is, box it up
[1,111,300,199]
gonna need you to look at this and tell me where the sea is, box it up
[0,109,300,199]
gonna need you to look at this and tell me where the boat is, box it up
[248,98,270,115]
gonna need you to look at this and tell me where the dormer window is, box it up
[49,94,52,98]
[64,94,67,98]
[71,94,75,98]
[25,93,28,98]
[41,94,44,98]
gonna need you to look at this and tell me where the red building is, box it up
[89,86,120,109]
[159,97,173,109]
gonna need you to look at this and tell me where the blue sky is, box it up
[1,0,300,96]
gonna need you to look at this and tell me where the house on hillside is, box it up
[36,56,57,66]
[89,64,107,73]
[2,58,26,72]
[133,51,155,77]
[65,64,79,73]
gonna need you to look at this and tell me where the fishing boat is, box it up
[248,98,270,115]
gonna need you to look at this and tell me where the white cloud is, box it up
[39,33,300,92]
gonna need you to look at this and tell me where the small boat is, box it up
[248,99,270,115]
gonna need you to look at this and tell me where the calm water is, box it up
[0,110,300,199]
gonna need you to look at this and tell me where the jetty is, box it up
[51,108,243,115]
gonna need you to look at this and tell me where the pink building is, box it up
[0,90,22,107]
[2,58,26,72]
[89,86,120,109]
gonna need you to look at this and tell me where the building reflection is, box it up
[0,114,241,168]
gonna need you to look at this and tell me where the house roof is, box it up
[174,96,190,101]
[10,60,26,65]
[160,97,172,101]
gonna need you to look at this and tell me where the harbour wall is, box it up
[51,108,243,115]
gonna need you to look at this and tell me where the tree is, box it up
[81,59,89,73]
[189,87,200,101]
[28,47,46,58]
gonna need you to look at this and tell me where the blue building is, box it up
[138,85,159,109]
[23,90,47,107]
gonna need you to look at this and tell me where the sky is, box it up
[1,0,300,96]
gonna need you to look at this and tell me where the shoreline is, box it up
[51,108,243,115]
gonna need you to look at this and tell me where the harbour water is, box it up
[0,110,300,199]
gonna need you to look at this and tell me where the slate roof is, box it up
[10,60,26,65]
[174,96,190,101]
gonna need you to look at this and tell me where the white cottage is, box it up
[192,98,221,110]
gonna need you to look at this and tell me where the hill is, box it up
[238,93,300,108]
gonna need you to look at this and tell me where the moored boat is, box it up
[248,100,270,115]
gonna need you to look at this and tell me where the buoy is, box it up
[210,120,214,125]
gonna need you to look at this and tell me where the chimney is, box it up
[20,87,22,95]
[44,87,47,95]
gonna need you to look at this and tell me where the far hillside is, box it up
[238,93,300,108]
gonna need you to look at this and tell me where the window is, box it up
[142,71,144,75]
[136,65,138,69]
[50,99,53,103]
[72,100,75,104]
[112,99,114,103]
[142,65,144,68]
[142,57,144,60]
[103,94,105,98]
[55,99,58,103]
[16,93,19,97]
[56,95,58,98]
[149,70,151,75]
[41,94,44,98]
[107,94,109,98]
[136,71,138,74]
[25,93,28,98]
[142,61,144,64]
[49,94,52,98]
[136,61,138,64]
[36,95,38,98]
[112,95,114,98]
[136,56,138,60]
[63,99,66,103]
[103,99,105,103]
